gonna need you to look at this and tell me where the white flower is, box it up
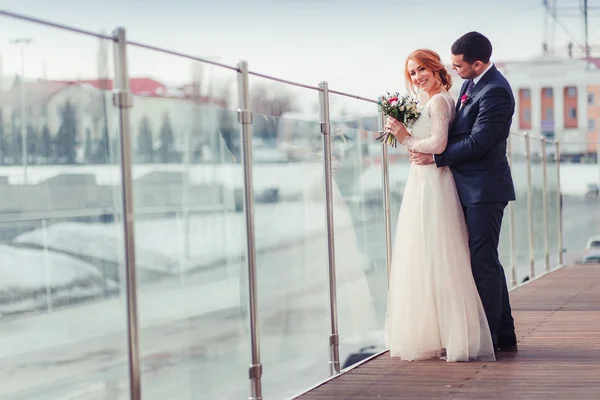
[390,101,398,107]
[399,105,405,111]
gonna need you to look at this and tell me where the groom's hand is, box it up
[410,151,435,166]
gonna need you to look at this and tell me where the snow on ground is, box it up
[0,245,111,316]
[13,201,357,274]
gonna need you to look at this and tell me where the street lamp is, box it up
[183,56,222,259]
[11,38,31,184]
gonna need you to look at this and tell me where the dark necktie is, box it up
[466,79,475,94]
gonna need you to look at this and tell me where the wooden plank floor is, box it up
[295,264,600,400]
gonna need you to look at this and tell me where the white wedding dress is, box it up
[384,91,495,362]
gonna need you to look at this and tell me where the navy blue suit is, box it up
[434,65,516,346]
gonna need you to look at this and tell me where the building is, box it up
[0,77,226,164]
[499,55,600,161]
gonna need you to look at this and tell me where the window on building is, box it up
[543,88,553,97]
[566,86,577,97]
[589,119,596,132]
[520,89,530,99]
[589,93,596,105]
[545,108,554,120]
[569,107,577,119]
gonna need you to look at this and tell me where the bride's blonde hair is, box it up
[404,49,452,95]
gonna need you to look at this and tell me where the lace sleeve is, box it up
[401,95,453,154]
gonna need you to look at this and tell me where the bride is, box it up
[383,49,495,362]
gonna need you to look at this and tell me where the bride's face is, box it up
[407,59,437,93]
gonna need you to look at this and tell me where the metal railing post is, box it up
[525,133,535,279]
[236,60,263,400]
[112,27,141,400]
[507,135,517,287]
[541,137,550,272]
[377,99,392,285]
[41,218,53,312]
[556,141,564,265]
[319,81,340,376]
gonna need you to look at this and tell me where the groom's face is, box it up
[450,54,480,80]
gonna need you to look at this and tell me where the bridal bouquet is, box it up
[376,92,420,147]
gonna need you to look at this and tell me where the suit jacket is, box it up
[434,65,516,205]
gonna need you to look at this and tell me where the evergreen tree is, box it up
[56,100,78,164]
[40,124,52,164]
[136,116,154,163]
[26,125,38,164]
[93,127,110,164]
[158,113,175,163]
[84,128,93,163]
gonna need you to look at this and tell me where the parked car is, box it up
[585,183,599,199]
[583,250,600,264]
[579,235,600,264]
[585,235,600,251]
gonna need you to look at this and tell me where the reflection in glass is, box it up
[127,57,250,398]
[0,26,131,399]
[327,95,386,372]
[509,135,531,284]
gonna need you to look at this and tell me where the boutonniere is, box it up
[460,94,470,109]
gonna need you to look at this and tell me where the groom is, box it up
[411,32,518,353]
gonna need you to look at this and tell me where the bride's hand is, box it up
[385,116,410,142]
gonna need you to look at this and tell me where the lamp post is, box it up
[11,38,31,184]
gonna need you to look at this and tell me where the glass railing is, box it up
[247,75,332,398]
[507,133,530,284]
[530,135,549,277]
[386,135,411,242]
[124,45,251,399]
[251,113,332,398]
[560,147,600,264]
[0,17,131,399]
[327,93,386,370]
[0,9,570,400]
[546,140,560,269]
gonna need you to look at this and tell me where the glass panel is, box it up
[546,142,559,269]
[530,137,547,277]
[0,18,130,399]
[127,46,249,399]
[247,76,330,398]
[387,138,411,242]
[560,149,600,264]
[509,134,531,285]
[328,93,385,370]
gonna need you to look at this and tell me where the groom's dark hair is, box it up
[451,32,492,64]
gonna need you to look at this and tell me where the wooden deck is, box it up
[295,264,600,400]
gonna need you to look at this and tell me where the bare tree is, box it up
[250,84,298,117]
[250,84,299,141]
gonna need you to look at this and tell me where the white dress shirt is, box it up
[473,63,494,86]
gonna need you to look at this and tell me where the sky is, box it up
[0,0,596,113]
